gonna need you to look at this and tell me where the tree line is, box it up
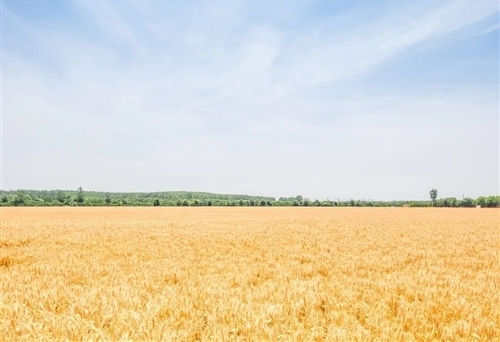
[0,189,498,208]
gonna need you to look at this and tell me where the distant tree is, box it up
[430,189,437,206]
[207,200,212,206]
[56,191,66,204]
[486,196,499,208]
[259,200,266,206]
[295,195,303,202]
[446,197,457,207]
[476,197,486,207]
[267,200,273,206]
[181,200,189,206]
[239,200,244,206]
[13,192,25,206]
[461,197,474,207]
[76,187,84,204]
[313,200,320,206]
[249,200,255,206]
[1,196,7,203]
[153,199,160,206]
[105,193,111,204]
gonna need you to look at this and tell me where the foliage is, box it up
[430,189,438,204]
[76,187,84,204]
[0,190,497,208]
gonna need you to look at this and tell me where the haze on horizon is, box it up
[2,0,499,201]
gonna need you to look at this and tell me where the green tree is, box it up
[486,196,499,208]
[430,189,437,205]
[445,197,457,207]
[56,191,66,204]
[13,192,25,206]
[476,197,486,207]
[153,199,160,206]
[76,187,84,205]
[461,197,474,207]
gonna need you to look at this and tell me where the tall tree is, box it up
[76,186,84,204]
[429,189,437,206]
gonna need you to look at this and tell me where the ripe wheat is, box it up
[1,207,498,341]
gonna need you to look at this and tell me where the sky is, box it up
[2,0,499,200]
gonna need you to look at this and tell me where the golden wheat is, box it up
[0,207,498,341]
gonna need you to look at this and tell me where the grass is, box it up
[0,207,498,341]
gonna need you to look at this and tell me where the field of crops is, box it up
[1,207,498,341]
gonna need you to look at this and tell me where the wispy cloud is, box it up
[63,0,498,88]
[477,22,499,36]
[8,0,497,112]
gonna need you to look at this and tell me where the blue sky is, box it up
[3,0,499,200]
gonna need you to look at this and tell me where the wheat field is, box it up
[0,207,498,341]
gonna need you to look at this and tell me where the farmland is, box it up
[1,207,498,341]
